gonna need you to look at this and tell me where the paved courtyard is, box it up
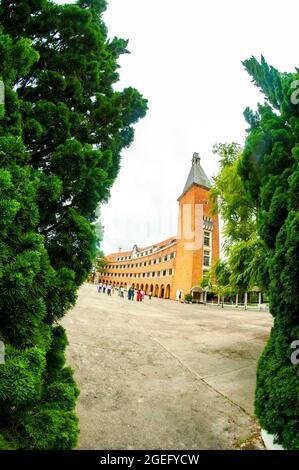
[62,283,273,450]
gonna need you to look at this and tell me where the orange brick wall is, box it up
[171,184,219,299]
[98,240,177,299]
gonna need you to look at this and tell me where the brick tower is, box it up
[172,153,220,300]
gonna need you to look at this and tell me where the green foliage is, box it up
[211,144,256,245]
[240,56,299,449]
[17,408,79,450]
[95,248,107,273]
[228,236,269,292]
[0,0,147,449]
[211,142,268,293]
[200,270,211,289]
[185,293,193,302]
[210,259,232,298]
[0,434,16,450]
[0,346,46,407]
[45,325,68,378]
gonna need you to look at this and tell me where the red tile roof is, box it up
[106,236,177,258]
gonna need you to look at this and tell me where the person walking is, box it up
[120,286,124,298]
[149,291,152,300]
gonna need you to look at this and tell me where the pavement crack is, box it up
[131,323,251,418]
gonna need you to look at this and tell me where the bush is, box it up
[240,57,299,449]
[185,293,193,303]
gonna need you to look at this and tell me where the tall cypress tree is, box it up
[0,0,147,449]
[239,57,299,449]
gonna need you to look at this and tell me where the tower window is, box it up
[203,250,210,267]
[204,231,210,247]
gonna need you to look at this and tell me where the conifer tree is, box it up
[239,57,299,449]
[0,0,147,449]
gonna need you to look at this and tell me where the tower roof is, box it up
[179,153,211,199]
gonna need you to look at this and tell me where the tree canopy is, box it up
[210,142,268,293]
[239,56,299,449]
[0,0,147,449]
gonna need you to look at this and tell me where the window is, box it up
[204,231,211,247]
[169,268,173,275]
[163,270,167,276]
[203,250,210,267]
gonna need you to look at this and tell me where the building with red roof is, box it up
[98,153,219,301]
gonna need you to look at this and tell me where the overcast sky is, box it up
[57,0,299,254]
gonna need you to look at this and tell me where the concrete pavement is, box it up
[62,283,272,449]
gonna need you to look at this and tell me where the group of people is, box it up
[97,282,113,295]
[127,287,148,301]
[96,282,152,301]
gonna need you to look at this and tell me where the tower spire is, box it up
[192,152,201,166]
[179,152,211,199]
